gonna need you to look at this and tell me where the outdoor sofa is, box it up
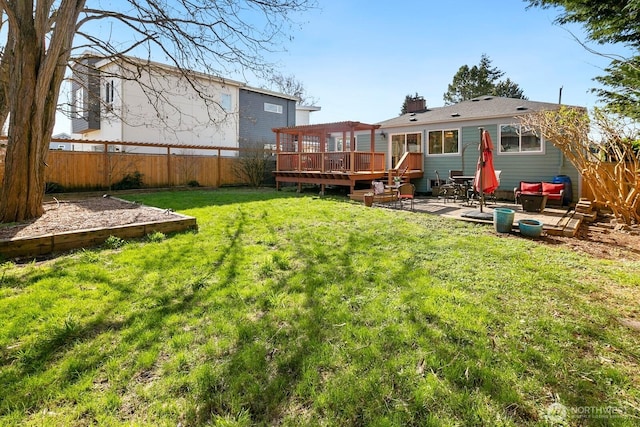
[514,181,565,207]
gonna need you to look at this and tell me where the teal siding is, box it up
[419,123,579,201]
[354,134,386,152]
[326,134,385,152]
[375,135,386,153]
[327,136,335,152]
[493,139,579,202]
[418,126,495,194]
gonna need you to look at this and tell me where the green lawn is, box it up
[0,189,638,426]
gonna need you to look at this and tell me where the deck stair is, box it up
[349,189,370,203]
[387,166,409,185]
[574,198,598,222]
[544,208,582,237]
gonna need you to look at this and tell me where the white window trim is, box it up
[105,80,114,104]
[426,128,461,156]
[498,123,545,155]
[389,132,424,152]
[264,102,283,114]
[221,93,232,112]
[104,79,115,112]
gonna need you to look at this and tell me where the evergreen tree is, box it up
[443,54,527,104]
[527,0,640,119]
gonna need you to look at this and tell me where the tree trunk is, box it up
[0,9,46,222]
[0,0,84,223]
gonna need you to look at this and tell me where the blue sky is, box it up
[268,0,631,124]
[55,0,632,134]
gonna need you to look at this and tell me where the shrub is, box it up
[104,235,126,249]
[233,142,273,188]
[45,182,65,194]
[146,231,166,243]
[187,180,200,187]
[113,171,144,191]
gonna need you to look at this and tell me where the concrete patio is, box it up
[381,196,581,236]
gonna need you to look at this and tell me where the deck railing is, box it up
[277,151,386,173]
[393,152,423,172]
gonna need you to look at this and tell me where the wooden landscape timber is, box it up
[0,198,198,259]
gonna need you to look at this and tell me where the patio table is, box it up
[521,193,548,212]
[451,176,475,202]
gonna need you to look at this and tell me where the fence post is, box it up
[167,146,171,187]
[216,148,221,187]
[103,142,109,189]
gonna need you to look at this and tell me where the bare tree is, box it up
[267,72,318,106]
[522,107,640,225]
[233,140,274,187]
[105,150,143,191]
[0,0,316,222]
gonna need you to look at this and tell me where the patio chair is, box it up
[397,183,415,210]
[371,180,398,206]
[435,170,457,203]
[447,170,470,202]
[448,170,463,184]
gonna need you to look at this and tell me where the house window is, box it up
[74,88,84,118]
[221,93,232,112]
[336,136,356,151]
[391,132,422,167]
[499,124,542,153]
[428,129,459,154]
[264,102,283,114]
[105,80,114,106]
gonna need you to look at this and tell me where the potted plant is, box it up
[363,192,374,207]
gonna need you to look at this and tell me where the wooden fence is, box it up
[0,139,268,191]
[580,162,640,204]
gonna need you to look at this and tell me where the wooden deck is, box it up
[272,121,423,192]
[274,151,423,192]
[274,168,423,192]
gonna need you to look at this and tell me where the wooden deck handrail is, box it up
[276,151,386,173]
[392,152,423,172]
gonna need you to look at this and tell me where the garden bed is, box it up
[0,197,197,259]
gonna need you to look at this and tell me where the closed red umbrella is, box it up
[474,130,499,211]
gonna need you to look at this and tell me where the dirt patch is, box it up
[534,217,640,261]
[0,196,182,241]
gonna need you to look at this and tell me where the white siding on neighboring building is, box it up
[77,60,241,154]
[295,105,321,126]
[71,55,314,156]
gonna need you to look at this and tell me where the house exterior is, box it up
[238,87,297,151]
[295,105,322,127]
[271,96,581,202]
[70,54,302,154]
[373,96,582,202]
[49,133,74,150]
